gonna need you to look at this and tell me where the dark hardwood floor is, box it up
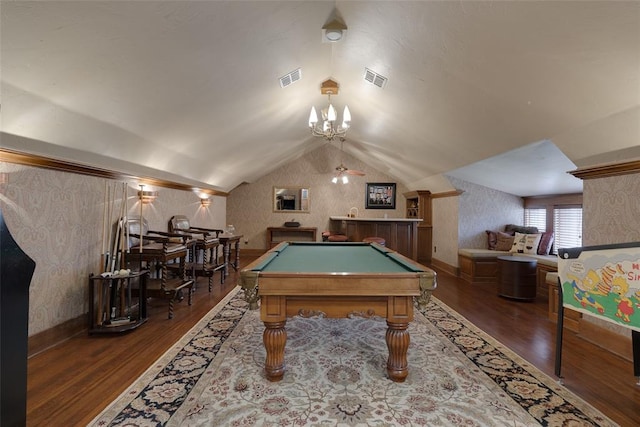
[27,257,639,426]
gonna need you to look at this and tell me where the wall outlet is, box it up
[244,239,249,245]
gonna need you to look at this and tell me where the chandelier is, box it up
[308,79,351,142]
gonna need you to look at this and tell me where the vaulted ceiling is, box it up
[2,1,639,196]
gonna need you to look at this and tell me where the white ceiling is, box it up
[2,1,639,196]
[447,140,582,197]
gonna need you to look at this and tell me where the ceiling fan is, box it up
[332,140,365,184]
[335,163,365,177]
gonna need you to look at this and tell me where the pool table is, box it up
[240,241,437,382]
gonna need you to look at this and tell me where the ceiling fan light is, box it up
[308,107,318,126]
[331,176,338,184]
[342,175,349,184]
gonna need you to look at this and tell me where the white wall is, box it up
[432,195,459,267]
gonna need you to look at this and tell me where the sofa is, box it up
[458,224,557,300]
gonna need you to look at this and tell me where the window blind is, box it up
[524,208,546,232]
[553,207,583,252]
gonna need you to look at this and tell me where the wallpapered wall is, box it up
[583,174,640,245]
[226,143,408,251]
[5,149,635,341]
[0,162,226,336]
[582,173,640,336]
[446,175,524,251]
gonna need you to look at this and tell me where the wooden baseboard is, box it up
[430,257,458,278]
[578,320,633,362]
[242,249,267,257]
[28,314,87,358]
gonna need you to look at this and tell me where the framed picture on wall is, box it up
[365,183,396,209]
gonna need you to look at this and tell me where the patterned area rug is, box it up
[90,287,616,426]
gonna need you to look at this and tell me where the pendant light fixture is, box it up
[308,78,351,142]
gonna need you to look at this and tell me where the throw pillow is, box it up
[486,230,498,250]
[495,232,515,251]
[537,231,555,255]
[522,233,542,254]
[510,232,527,253]
[504,224,539,235]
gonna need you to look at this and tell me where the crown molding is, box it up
[431,189,464,199]
[570,160,640,180]
[0,148,228,197]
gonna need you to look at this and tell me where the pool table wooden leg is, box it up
[386,321,410,382]
[263,320,287,381]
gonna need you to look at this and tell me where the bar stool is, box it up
[363,236,385,246]
[327,234,348,242]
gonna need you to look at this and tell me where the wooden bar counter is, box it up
[330,216,422,261]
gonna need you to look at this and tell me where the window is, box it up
[524,194,583,254]
[553,207,582,251]
[524,208,546,232]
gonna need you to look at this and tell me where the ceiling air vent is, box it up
[279,68,302,88]
[364,68,387,89]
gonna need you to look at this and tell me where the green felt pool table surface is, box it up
[250,241,425,273]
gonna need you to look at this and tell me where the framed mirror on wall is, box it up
[273,187,310,213]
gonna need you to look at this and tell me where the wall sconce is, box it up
[137,186,158,204]
[200,197,211,207]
